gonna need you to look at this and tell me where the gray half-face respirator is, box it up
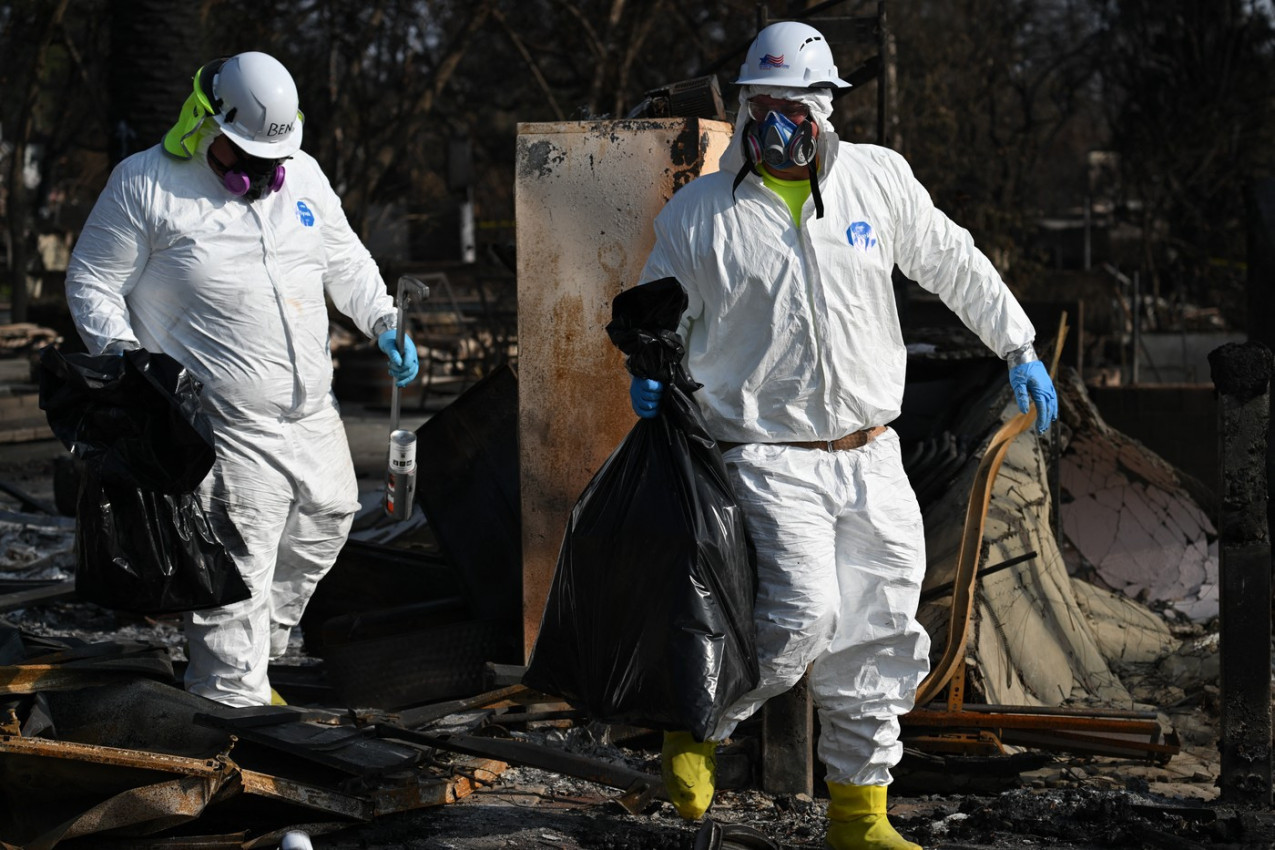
[732,107,825,218]
[745,110,816,170]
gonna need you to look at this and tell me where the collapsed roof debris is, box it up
[2,654,658,848]
[1057,370,1219,622]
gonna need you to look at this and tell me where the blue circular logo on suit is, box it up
[296,201,315,227]
[847,221,877,251]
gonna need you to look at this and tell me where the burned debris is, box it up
[0,314,1260,848]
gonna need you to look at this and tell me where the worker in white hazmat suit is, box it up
[629,22,1057,850]
[64,51,419,708]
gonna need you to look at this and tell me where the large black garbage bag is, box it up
[72,463,251,615]
[523,278,759,741]
[40,347,216,493]
[38,347,249,614]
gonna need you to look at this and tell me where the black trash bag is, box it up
[73,463,251,615]
[523,277,759,741]
[37,346,250,615]
[39,347,215,493]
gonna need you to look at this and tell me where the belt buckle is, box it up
[826,439,836,452]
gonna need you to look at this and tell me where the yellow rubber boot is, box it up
[270,687,287,706]
[660,730,717,820]
[825,783,921,850]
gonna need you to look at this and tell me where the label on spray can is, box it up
[385,429,418,519]
[389,430,417,472]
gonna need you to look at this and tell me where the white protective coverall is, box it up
[65,132,395,707]
[638,86,1037,785]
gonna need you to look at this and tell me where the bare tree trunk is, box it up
[7,0,69,324]
[587,0,626,116]
[346,0,497,232]
[611,0,664,118]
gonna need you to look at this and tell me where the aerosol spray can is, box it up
[383,275,429,521]
[385,428,417,520]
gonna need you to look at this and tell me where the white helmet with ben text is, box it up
[197,51,303,158]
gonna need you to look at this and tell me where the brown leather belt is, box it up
[718,426,887,454]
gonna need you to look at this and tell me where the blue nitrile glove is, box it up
[630,376,664,418]
[1009,360,1058,434]
[377,329,420,387]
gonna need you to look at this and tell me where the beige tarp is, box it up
[918,372,1187,709]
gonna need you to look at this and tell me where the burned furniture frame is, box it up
[903,314,1178,765]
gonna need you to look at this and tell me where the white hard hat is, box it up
[280,831,313,850]
[735,21,851,90]
[199,52,303,158]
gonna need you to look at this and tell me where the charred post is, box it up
[761,671,813,795]
[1245,178,1275,553]
[1208,340,1273,807]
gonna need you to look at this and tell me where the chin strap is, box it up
[731,158,754,201]
[808,160,824,219]
[730,154,825,221]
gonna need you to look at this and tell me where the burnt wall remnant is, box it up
[1209,340,1273,807]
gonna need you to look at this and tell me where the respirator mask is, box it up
[744,110,816,172]
[744,104,816,171]
[728,75,838,220]
[209,143,286,201]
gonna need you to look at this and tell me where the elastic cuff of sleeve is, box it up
[372,314,397,337]
[103,339,141,355]
[1003,342,1038,368]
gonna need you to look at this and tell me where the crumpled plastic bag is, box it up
[38,347,249,614]
[523,277,758,741]
[39,347,215,493]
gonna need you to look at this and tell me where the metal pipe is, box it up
[918,551,1037,603]
[1132,271,1141,384]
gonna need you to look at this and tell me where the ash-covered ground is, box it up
[306,731,1238,850]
